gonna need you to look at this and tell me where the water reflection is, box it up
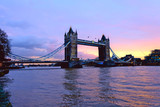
[61,69,83,106]
[98,68,117,104]
[110,67,160,106]
[5,66,160,106]
[0,71,12,107]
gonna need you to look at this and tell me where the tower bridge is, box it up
[64,27,110,62]
[4,27,131,68]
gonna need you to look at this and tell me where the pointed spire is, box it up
[68,27,74,34]
[98,39,100,42]
[107,35,110,41]
[75,30,78,35]
[101,34,106,41]
[64,32,67,37]
[107,37,110,41]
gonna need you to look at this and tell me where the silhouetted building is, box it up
[121,54,142,66]
[144,49,160,63]
[121,54,134,62]
[134,58,142,66]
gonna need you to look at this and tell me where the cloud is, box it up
[78,52,97,59]
[11,35,44,49]
[34,48,47,52]
[78,45,98,59]
[9,35,61,59]
[6,21,31,29]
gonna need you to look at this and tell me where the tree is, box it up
[0,29,11,61]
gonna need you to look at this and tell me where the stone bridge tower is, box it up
[64,27,78,61]
[98,35,110,61]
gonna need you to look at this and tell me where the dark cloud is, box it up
[11,35,56,50]
[11,47,46,57]
[6,21,31,29]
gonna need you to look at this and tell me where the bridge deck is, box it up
[77,39,105,47]
[3,61,68,64]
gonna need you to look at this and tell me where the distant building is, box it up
[145,49,160,63]
[121,54,142,65]
[142,49,160,66]
[120,54,134,62]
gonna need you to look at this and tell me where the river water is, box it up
[1,66,160,107]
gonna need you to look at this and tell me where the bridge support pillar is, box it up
[98,46,106,61]
[98,35,110,61]
[64,27,82,68]
[61,61,82,68]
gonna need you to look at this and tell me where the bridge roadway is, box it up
[3,60,68,64]
[77,39,105,47]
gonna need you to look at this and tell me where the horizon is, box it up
[1,0,160,60]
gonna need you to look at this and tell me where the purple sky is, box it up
[0,0,160,59]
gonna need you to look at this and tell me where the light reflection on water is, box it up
[2,66,160,107]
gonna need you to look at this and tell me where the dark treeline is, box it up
[0,28,11,61]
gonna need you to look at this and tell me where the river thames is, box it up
[1,66,160,107]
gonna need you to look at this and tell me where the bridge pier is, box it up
[61,61,82,68]
[98,35,110,61]
[96,35,116,67]
[64,27,82,68]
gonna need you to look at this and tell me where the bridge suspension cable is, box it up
[36,41,70,60]
[110,47,120,59]
[9,53,34,61]
[9,42,70,61]
[110,47,132,63]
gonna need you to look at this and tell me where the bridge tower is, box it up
[98,35,110,61]
[64,27,78,61]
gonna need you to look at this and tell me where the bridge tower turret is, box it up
[64,27,78,61]
[98,34,110,61]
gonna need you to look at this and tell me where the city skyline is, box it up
[1,0,160,60]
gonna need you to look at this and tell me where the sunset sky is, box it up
[0,0,160,60]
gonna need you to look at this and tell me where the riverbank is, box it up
[0,69,9,77]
